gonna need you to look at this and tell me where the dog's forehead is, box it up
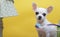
[35,8,47,13]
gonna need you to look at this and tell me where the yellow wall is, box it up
[3,0,60,37]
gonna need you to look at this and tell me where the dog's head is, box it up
[32,3,53,22]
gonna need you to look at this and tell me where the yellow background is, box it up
[3,0,60,37]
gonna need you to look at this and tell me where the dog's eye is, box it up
[42,13,46,16]
[36,12,39,15]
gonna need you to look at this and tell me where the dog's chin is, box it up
[38,19,44,24]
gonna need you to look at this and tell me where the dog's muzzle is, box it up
[38,16,42,20]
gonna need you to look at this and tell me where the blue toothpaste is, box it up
[35,23,41,28]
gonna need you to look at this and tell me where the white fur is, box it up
[36,8,57,37]
[34,4,57,37]
[41,19,57,37]
[32,3,57,37]
[37,8,57,37]
[35,8,48,20]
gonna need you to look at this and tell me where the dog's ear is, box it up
[32,2,37,11]
[47,6,53,13]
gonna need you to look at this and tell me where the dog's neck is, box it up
[37,19,51,26]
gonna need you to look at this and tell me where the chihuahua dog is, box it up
[32,3,57,37]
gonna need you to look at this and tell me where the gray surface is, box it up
[0,28,3,37]
[0,18,3,37]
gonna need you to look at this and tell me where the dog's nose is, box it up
[38,16,42,20]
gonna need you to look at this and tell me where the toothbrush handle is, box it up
[48,24,60,27]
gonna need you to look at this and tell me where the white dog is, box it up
[32,3,57,37]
